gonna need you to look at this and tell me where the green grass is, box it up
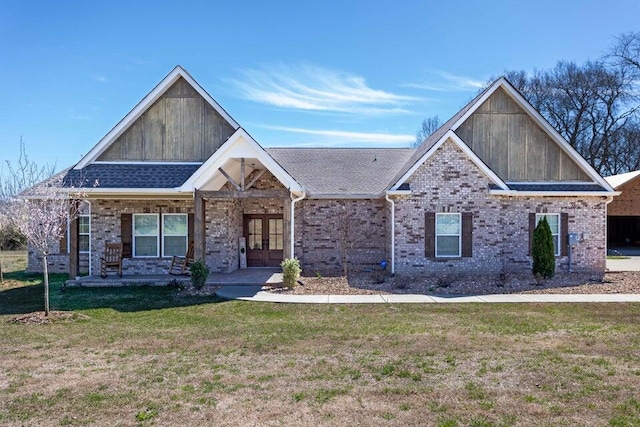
[1,254,639,425]
[607,255,631,260]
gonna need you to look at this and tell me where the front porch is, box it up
[66,268,282,287]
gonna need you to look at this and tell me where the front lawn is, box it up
[0,267,639,425]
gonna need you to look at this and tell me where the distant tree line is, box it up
[416,32,640,176]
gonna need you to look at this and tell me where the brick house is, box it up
[28,66,616,278]
[605,171,640,247]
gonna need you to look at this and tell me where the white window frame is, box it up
[133,213,160,258]
[78,214,91,254]
[536,213,560,257]
[435,213,462,258]
[161,213,188,258]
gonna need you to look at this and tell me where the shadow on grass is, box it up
[0,272,223,315]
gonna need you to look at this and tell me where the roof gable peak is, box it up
[74,66,239,169]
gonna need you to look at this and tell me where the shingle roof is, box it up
[267,148,415,196]
[488,183,608,192]
[61,164,201,188]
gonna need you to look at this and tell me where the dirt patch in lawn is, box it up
[10,311,90,325]
[265,271,640,295]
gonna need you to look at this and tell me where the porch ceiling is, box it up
[200,157,265,191]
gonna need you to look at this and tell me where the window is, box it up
[536,214,560,256]
[268,218,283,250]
[436,213,461,257]
[79,215,90,253]
[162,214,188,257]
[133,214,159,257]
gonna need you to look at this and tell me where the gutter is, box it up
[290,190,306,259]
[489,190,620,197]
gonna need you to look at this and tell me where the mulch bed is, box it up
[264,271,640,296]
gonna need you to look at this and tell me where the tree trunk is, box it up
[43,255,49,316]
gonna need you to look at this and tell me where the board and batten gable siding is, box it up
[97,77,235,162]
[455,87,590,182]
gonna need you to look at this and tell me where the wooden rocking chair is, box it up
[169,242,195,275]
[100,242,123,278]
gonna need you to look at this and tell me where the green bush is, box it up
[532,216,555,280]
[0,222,26,250]
[281,258,301,288]
[189,260,209,290]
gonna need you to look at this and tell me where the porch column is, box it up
[69,213,79,279]
[283,197,292,259]
[194,190,206,262]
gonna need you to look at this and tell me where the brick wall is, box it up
[608,177,640,216]
[393,138,607,275]
[294,199,388,273]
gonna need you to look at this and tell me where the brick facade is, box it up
[392,138,607,275]
[608,177,640,216]
[294,199,388,273]
[28,142,607,277]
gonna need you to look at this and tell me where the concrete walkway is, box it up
[215,286,640,304]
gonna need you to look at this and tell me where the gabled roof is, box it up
[74,66,239,169]
[179,128,303,193]
[604,170,640,189]
[389,77,616,194]
[268,148,414,197]
[390,130,509,191]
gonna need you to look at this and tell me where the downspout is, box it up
[86,200,92,277]
[290,191,306,259]
[604,195,614,265]
[385,193,395,275]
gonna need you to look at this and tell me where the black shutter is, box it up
[462,212,473,257]
[188,213,194,246]
[425,212,435,258]
[59,221,68,255]
[121,214,132,258]
[528,213,536,256]
[561,213,569,257]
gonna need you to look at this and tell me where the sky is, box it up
[1,0,639,174]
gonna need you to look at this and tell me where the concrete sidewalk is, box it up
[215,286,640,304]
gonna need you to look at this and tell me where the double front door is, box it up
[243,214,284,267]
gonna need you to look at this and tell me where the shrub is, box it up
[532,216,555,280]
[281,258,301,288]
[189,260,209,290]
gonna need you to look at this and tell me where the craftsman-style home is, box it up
[29,66,616,279]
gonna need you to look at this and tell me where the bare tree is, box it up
[0,138,55,200]
[608,32,640,77]
[414,115,441,147]
[1,178,84,316]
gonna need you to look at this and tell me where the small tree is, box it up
[532,216,555,280]
[2,180,84,316]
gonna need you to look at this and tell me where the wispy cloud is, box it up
[228,64,418,115]
[259,125,414,146]
[92,75,107,83]
[404,71,485,92]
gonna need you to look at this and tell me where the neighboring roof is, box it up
[267,147,415,196]
[74,66,240,169]
[389,77,616,194]
[604,170,640,189]
[62,164,201,189]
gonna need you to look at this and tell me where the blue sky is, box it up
[1,0,639,173]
